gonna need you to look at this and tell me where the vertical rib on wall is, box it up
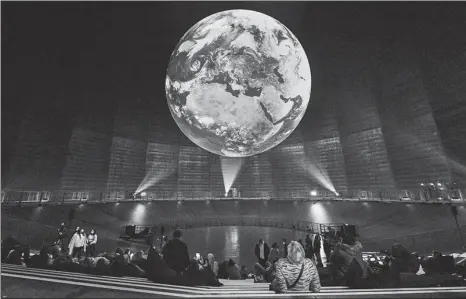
[304,137,348,194]
[209,155,224,198]
[61,127,112,192]
[334,64,395,193]
[106,137,147,192]
[177,146,210,198]
[144,142,179,198]
[421,50,466,189]
[376,49,450,189]
[6,115,69,190]
[269,143,309,197]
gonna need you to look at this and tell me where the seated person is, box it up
[270,241,321,293]
[254,261,274,283]
[2,237,30,265]
[226,259,242,280]
[162,229,190,274]
[240,265,249,279]
[206,253,219,277]
[217,260,229,279]
[328,235,372,288]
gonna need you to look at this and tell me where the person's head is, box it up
[298,239,303,245]
[272,242,277,249]
[258,239,263,244]
[163,236,168,241]
[90,229,96,235]
[79,228,85,235]
[61,222,66,227]
[173,229,182,239]
[282,238,287,244]
[207,253,215,265]
[75,226,80,232]
[115,248,124,255]
[432,250,442,258]
[341,234,355,246]
[306,234,310,239]
[228,259,236,266]
[125,249,131,255]
[287,241,305,265]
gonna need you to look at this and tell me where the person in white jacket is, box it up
[69,228,87,258]
[86,229,98,257]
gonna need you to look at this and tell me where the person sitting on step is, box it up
[270,240,321,293]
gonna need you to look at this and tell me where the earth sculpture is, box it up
[166,9,311,157]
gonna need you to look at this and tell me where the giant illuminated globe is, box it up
[166,9,311,157]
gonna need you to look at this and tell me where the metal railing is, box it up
[1,188,464,206]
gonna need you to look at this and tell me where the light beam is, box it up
[221,156,244,195]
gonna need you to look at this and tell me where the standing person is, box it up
[161,236,168,250]
[162,229,190,274]
[69,228,86,259]
[67,208,76,228]
[160,225,165,237]
[86,229,98,257]
[305,234,315,260]
[313,234,323,267]
[270,241,321,293]
[254,239,270,267]
[57,222,68,252]
[269,243,281,264]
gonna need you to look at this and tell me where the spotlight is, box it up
[335,192,340,196]
[141,192,147,197]
[310,190,317,197]
[420,183,424,186]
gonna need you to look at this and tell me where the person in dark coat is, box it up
[162,229,190,274]
[313,234,323,267]
[254,239,270,267]
[147,245,192,286]
[57,222,68,252]
[305,234,315,260]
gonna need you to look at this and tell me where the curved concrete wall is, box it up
[3,201,466,254]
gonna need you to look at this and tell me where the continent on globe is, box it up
[166,9,312,157]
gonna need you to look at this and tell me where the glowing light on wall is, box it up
[309,202,330,223]
[221,157,243,194]
[224,226,240,263]
[131,203,146,224]
[310,190,317,196]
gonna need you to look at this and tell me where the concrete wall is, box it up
[2,201,466,254]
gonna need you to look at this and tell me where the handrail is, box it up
[1,188,463,206]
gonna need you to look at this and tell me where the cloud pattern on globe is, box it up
[166,9,311,157]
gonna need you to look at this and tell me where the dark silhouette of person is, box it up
[305,234,315,259]
[57,222,68,252]
[162,229,190,274]
[254,239,270,267]
[313,234,323,267]
[161,225,165,236]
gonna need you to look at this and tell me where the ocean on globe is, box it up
[166,9,312,157]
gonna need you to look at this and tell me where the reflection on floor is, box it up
[2,264,466,298]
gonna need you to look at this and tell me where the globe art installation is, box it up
[166,9,312,157]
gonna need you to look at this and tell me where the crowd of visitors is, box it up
[2,222,466,294]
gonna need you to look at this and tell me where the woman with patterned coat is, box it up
[271,241,321,293]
